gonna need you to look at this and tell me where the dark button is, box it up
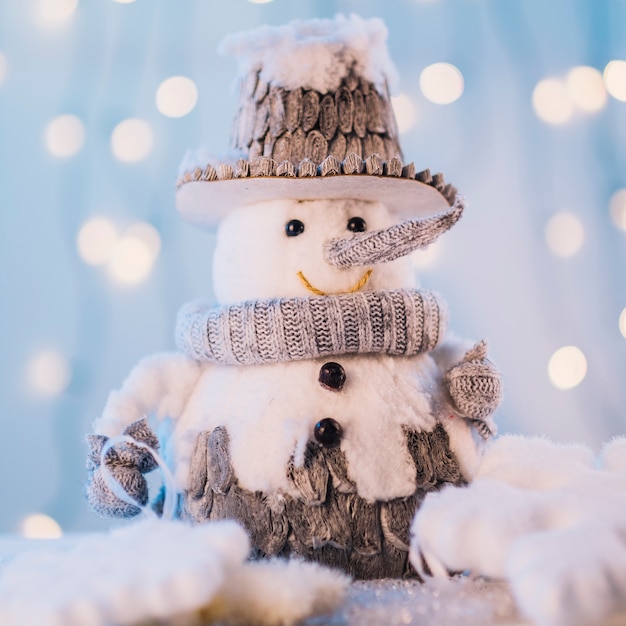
[314,418,343,448]
[285,219,305,236]
[347,216,366,232]
[319,362,346,391]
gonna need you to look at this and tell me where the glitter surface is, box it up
[305,577,528,626]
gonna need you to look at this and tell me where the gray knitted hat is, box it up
[176,15,458,226]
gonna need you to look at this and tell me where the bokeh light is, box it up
[108,234,156,284]
[28,351,71,396]
[620,309,626,340]
[248,0,274,3]
[20,514,63,539]
[112,0,136,3]
[37,0,78,23]
[156,76,198,118]
[0,53,7,85]
[419,63,464,104]
[411,240,442,269]
[604,60,626,102]
[391,93,416,133]
[45,114,85,158]
[565,66,607,112]
[609,188,626,232]
[124,222,161,258]
[548,346,587,390]
[544,212,584,257]
[532,78,574,124]
[111,118,153,162]
[77,217,119,266]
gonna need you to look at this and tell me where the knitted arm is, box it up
[87,352,205,519]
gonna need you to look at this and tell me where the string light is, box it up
[391,93,416,133]
[45,114,85,158]
[548,346,587,390]
[420,63,464,105]
[37,0,78,23]
[28,351,71,396]
[544,212,584,257]
[77,217,118,265]
[532,78,573,124]
[565,66,607,112]
[156,76,198,118]
[604,60,626,102]
[111,118,153,163]
[20,514,63,539]
[609,189,626,232]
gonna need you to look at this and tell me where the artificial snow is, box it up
[210,559,349,626]
[0,519,248,626]
[219,14,398,95]
[309,577,525,626]
[410,434,626,626]
[0,519,348,626]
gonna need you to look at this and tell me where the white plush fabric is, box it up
[0,519,348,626]
[175,352,442,501]
[219,14,398,95]
[95,349,451,502]
[94,352,204,437]
[212,198,415,305]
[410,435,626,626]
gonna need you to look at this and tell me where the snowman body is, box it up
[172,353,442,500]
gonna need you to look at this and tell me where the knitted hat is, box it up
[176,15,458,226]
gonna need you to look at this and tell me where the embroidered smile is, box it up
[297,269,373,296]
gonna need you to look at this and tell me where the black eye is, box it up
[347,217,366,232]
[314,418,343,448]
[286,219,305,237]
[319,362,346,391]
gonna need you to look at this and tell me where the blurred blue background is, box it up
[1,0,625,535]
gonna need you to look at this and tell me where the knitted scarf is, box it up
[176,289,447,366]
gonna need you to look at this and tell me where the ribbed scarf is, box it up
[176,289,447,366]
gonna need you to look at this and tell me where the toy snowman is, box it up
[86,15,502,579]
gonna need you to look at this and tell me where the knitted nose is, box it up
[323,197,465,268]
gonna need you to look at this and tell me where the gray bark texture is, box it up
[182,423,465,580]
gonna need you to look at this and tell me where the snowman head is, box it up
[176,15,464,303]
[213,198,400,303]
[213,196,463,304]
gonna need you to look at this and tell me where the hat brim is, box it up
[176,173,452,227]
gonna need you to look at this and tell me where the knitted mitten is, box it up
[444,341,502,438]
[85,418,159,518]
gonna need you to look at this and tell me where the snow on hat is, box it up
[176,14,457,226]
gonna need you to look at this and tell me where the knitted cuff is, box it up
[444,341,503,422]
[176,289,448,366]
